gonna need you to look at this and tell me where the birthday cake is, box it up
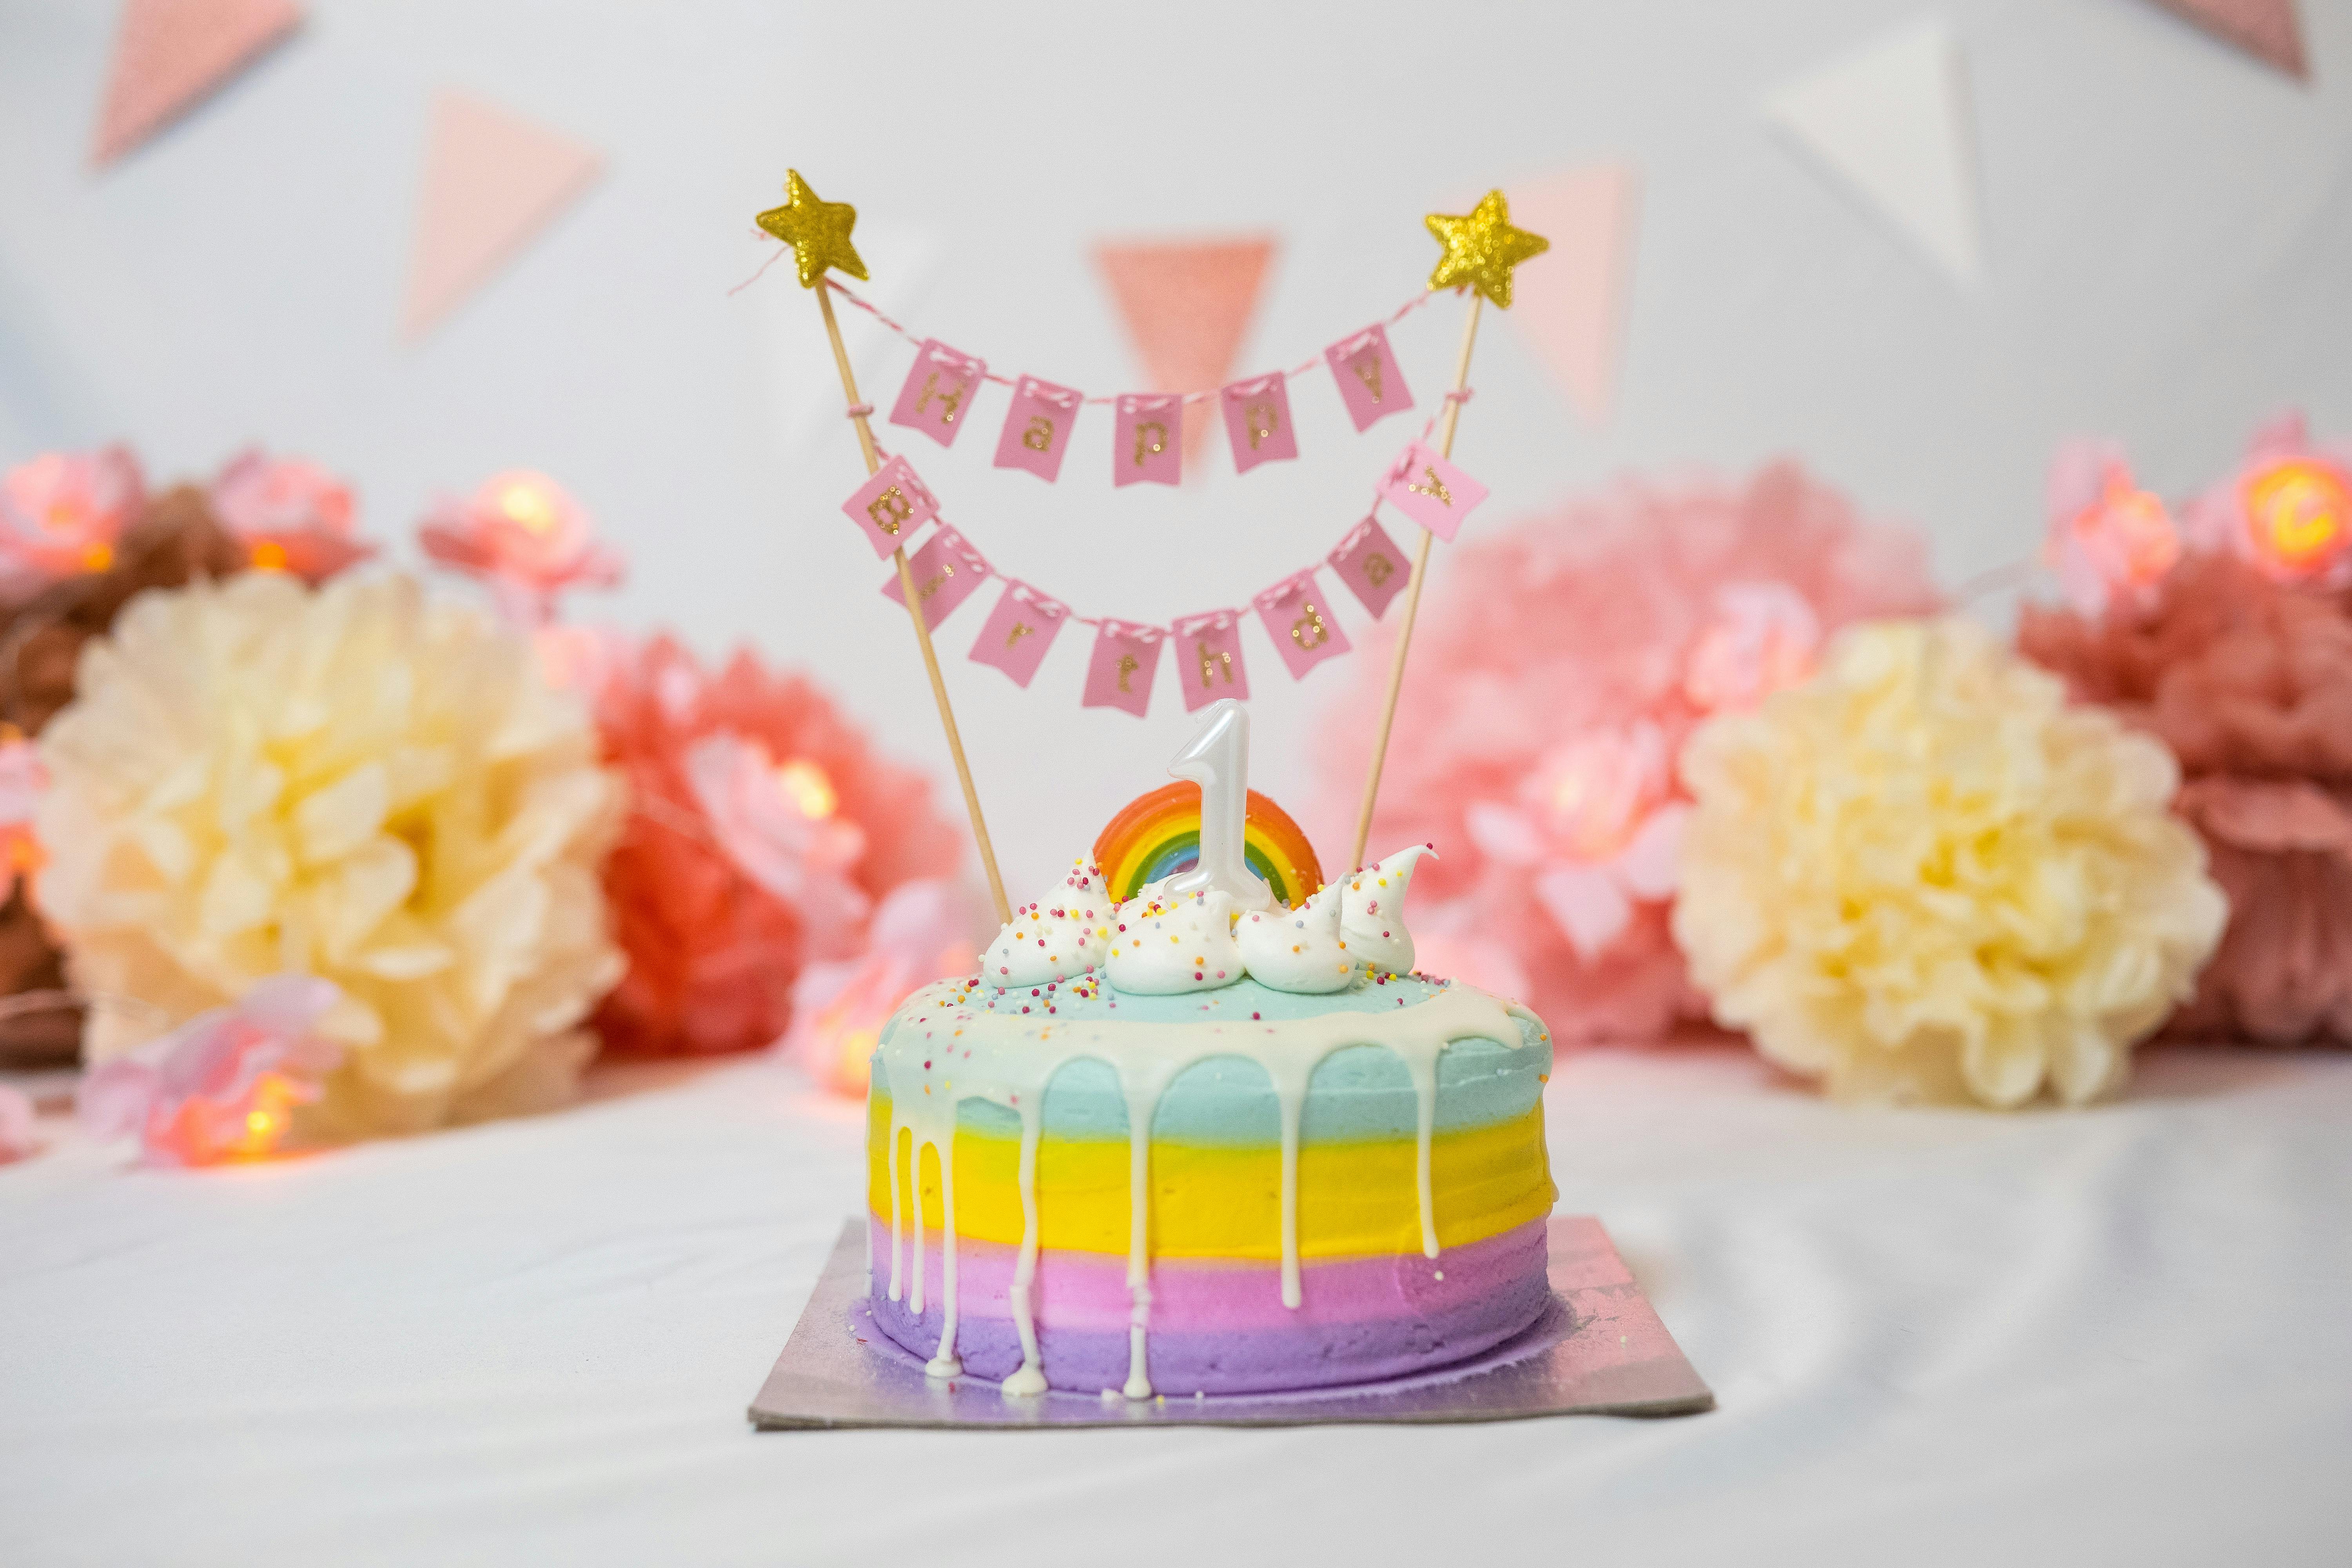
[864,706,1556,1397]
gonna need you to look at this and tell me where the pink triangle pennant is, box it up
[1093,238,1275,461]
[1504,166,1640,425]
[2145,0,2307,78]
[402,91,604,340]
[91,0,302,167]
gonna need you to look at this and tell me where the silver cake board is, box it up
[748,1215,1713,1431]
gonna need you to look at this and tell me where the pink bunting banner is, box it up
[971,581,1069,688]
[1171,609,1250,711]
[889,339,987,448]
[1325,324,1414,432]
[1329,514,1411,619]
[813,278,1452,487]
[1083,620,1166,718]
[994,375,1084,483]
[841,455,940,558]
[1254,571,1351,681]
[881,526,990,629]
[1377,442,1487,542]
[1222,371,1298,473]
[1113,393,1183,488]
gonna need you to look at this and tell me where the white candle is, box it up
[1164,698,1274,911]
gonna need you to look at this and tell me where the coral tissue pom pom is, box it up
[1673,617,2227,1108]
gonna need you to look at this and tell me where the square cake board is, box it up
[748,1215,1713,1431]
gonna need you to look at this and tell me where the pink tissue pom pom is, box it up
[1319,460,1940,1044]
[2019,546,2352,1044]
[587,636,964,1058]
[76,976,344,1166]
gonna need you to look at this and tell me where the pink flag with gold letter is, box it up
[1221,372,1298,474]
[971,581,1068,688]
[1377,443,1486,542]
[1325,324,1415,432]
[882,526,990,630]
[1082,620,1165,718]
[842,456,938,558]
[889,340,987,449]
[993,376,1083,483]
[1329,514,1411,619]
[1172,610,1249,711]
[1113,394,1184,488]
[91,0,301,166]
[401,91,603,339]
[1254,572,1350,681]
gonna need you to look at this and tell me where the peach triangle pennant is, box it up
[2146,0,2307,78]
[1505,166,1641,425]
[91,0,301,166]
[402,91,604,340]
[1093,238,1276,460]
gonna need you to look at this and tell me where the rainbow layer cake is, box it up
[866,782,1557,1398]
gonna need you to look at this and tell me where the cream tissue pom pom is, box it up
[1674,617,2227,1108]
[36,572,624,1135]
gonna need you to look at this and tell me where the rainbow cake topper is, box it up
[1094,782,1324,908]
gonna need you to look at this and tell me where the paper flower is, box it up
[783,879,975,1095]
[2019,550,2352,1043]
[77,975,344,1165]
[1464,724,1687,962]
[2183,412,2352,588]
[1676,617,2227,1108]
[0,447,144,590]
[1321,461,1940,1041]
[35,572,624,1135]
[210,449,375,585]
[589,636,962,1057]
[2045,441,2180,618]
[0,1083,33,1162]
[0,735,45,905]
[418,470,624,624]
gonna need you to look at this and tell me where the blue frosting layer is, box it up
[877,973,1552,1148]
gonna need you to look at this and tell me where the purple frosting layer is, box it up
[866,1218,1550,1395]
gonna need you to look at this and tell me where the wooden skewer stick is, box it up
[813,281,1012,924]
[1348,290,1485,872]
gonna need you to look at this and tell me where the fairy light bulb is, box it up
[775,758,838,820]
[2245,459,2348,575]
[499,480,560,535]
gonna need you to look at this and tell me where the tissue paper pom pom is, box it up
[1676,618,2227,1108]
[34,572,625,1135]
[588,636,962,1058]
[1321,461,1938,1041]
[2019,551,2352,1042]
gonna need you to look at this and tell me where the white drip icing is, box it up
[876,978,1540,1399]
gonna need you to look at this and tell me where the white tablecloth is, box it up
[4,1043,2347,1566]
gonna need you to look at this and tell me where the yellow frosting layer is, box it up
[867,1094,1555,1259]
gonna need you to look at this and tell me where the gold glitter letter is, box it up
[1022,416,1056,452]
[1116,653,1140,692]
[866,486,912,534]
[1005,621,1034,648]
[1353,353,1384,403]
[1406,466,1453,506]
[1290,600,1330,650]
[1133,421,1167,465]
[1364,552,1394,586]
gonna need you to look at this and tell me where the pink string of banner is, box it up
[824,277,1437,407]
[838,411,1496,719]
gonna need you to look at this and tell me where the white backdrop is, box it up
[3,0,2350,888]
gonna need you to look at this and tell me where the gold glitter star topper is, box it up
[1423,190,1549,310]
[756,169,869,289]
